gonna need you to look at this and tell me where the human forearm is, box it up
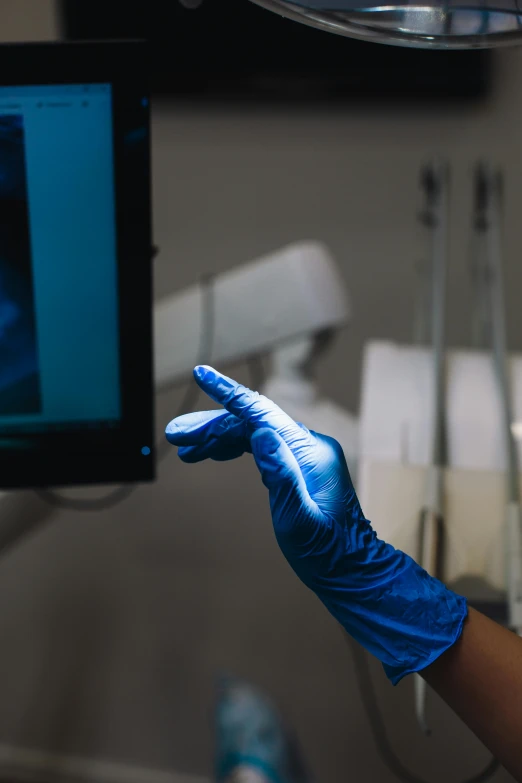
[424,607,522,781]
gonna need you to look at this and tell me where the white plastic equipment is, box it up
[262,337,359,476]
[154,241,349,390]
[358,340,522,594]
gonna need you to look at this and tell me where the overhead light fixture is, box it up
[248,0,522,48]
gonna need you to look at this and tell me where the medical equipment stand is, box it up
[472,164,522,637]
[414,161,449,735]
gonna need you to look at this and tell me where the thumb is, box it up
[251,428,318,542]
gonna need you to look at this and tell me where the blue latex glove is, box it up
[166,366,467,684]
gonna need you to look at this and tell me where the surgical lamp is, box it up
[249,0,522,50]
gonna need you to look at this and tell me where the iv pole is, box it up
[474,164,522,636]
[414,160,449,735]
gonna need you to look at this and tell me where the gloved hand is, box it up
[166,366,467,684]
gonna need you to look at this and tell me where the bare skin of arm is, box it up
[423,607,522,781]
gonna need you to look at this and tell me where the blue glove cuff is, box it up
[298,537,468,684]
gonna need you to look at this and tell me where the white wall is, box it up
[0,0,58,41]
[0,2,519,782]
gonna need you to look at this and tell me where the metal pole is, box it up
[415,160,449,735]
[477,163,522,634]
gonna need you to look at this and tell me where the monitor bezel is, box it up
[0,41,154,489]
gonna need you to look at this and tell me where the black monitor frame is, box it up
[0,41,154,490]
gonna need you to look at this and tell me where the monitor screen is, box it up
[0,83,120,431]
[0,43,154,490]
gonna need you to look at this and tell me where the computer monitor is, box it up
[0,42,154,490]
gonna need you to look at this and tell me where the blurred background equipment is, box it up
[154,242,348,392]
[356,159,522,763]
[59,0,490,102]
[250,0,522,49]
[358,159,522,638]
